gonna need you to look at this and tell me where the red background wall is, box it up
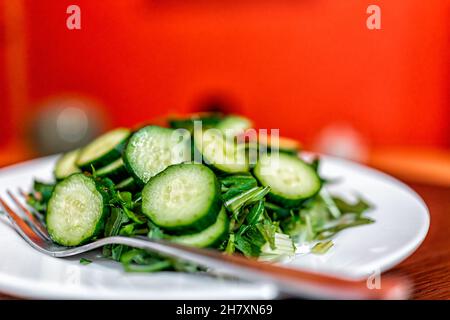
[1,0,449,150]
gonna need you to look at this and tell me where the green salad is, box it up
[26,113,374,272]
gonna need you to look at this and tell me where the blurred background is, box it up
[0,0,449,186]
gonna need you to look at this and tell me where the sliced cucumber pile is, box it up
[46,173,109,246]
[124,126,190,185]
[54,149,81,180]
[253,153,321,207]
[142,163,221,232]
[76,128,130,171]
[28,113,374,272]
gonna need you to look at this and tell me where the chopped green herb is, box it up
[317,216,375,240]
[225,186,270,216]
[311,240,334,254]
[79,258,92,265]
[332,196,372,216]
[225,234,236,255]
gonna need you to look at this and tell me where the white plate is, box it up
[0,155,429,299]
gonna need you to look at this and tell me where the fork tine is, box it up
[10,189,47,226]
[18,188,27,198]
[18,188,44,220]
[0,196,43,243]
[7,190,51,240]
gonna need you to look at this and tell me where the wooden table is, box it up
[0,181,448,300]
[384,182,450,299]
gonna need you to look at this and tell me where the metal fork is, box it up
[0,190,410,300]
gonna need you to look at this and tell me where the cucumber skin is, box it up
[46,173,111,247]
[77,138,128,172]
[116,177,139,193]
[87,177,111,243]
[253,159,322,209]
[168,208,230,248]
[123,148,145,187]
[96,163,129,183]
[122,128,144,185]
[142,164,223,234]
[254,174,322,209]
[264,190,315,209]
[206,224,229,248]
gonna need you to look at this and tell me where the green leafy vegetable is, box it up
[256,220,278,250]
[224,234,236,255]
[26,180,55,214]
[265,202,292,220]
[259,233,296,262]
[102,207,129,258]
[311,240,334,254]
[79,258,92,265]
[120,249,172,273]
[220,173,258,201]
[332,196,372,216]
[224,186,270,217]
[235,225,267,257]
[316,215,375,240]
[245,200,265,227]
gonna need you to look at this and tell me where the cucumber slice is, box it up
[124,126,190,185]
[216,115,252,137]
[253,153,321,208]
[195,129,249,173]
[116,177,138,192]
[168,207,229,248]
[142,163,221,232]
[54,149,81,180]
[46,173,109,246]
[76,128,130,171]
[96,158,128,182]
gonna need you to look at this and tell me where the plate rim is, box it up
[317,154,430,278]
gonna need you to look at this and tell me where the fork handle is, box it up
[107,236,410,299]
